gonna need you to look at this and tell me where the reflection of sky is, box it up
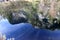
[0,19,60,40]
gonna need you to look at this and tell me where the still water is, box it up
[0,19,60,40]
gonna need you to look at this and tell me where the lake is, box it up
[0,19,60,40]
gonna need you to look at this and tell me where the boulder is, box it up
[8,10,28,24]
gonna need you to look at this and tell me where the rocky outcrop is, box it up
[8,10,28,24]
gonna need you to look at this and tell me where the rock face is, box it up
[9,10,28,24]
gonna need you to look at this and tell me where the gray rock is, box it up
[8,10,28,24]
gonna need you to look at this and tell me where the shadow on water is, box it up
[0,19,60,40]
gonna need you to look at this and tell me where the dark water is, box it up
[0,19,60,40]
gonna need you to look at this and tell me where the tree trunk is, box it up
[49,0,56,18]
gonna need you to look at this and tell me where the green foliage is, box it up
[0,0,60,30]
